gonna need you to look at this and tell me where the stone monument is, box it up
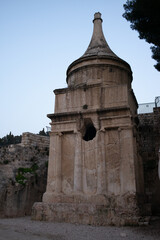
[32,12,145,225]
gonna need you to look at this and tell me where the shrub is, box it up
[15,174,26,185]
[15,164,39,185]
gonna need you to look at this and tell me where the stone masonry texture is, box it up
[0,132,49,217]
[138,107,160,215]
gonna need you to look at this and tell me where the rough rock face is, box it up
[0,133,49,217]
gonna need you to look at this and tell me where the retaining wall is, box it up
[21,132,49,148]
[138,107,160,215]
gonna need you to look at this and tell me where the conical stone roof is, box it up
[82,12,118,59]
[66,12,132,86]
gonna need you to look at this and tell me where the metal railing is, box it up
[155,96,160,107]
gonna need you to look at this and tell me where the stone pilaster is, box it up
[54,133,62,193]
[74,132,83,193]
[119,127,136,193]
[96,129,106,194]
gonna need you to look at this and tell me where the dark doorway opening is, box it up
[83,124,96,141]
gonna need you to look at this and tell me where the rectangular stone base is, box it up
[31,202,140,226]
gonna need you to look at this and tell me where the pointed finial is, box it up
[81,12,117,58]
[66,13,131,85]
[93,12,103,22]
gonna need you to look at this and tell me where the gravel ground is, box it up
[0,217,159,240]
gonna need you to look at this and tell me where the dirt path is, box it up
[0,217,159,240]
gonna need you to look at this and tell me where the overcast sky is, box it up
[0,0,159,137]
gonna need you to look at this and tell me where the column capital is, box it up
[99,127,105,132]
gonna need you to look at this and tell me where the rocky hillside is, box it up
[0,133,49,217]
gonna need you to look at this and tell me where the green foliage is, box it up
[18,164,39,174]
[15,174,27,186]
[15,164,39,185]
[0,132,22,147]
[38,128,49,136]
[123,0,160,71]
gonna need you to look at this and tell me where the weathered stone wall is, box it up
[21,132,49,148]
[32,12,144,225]
[138,107,160,215]
[0,133,49,217]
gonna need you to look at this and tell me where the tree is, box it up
[123,0,160,71]
[0,132,22,146]
[38,128,49,136]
